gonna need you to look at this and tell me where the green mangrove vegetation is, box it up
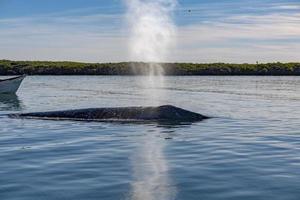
[1,60,300,75]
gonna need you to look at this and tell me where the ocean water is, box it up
[0,76,300,200]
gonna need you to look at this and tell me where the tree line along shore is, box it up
[1,60,300,76]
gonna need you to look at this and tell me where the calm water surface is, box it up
[1,76,300,200]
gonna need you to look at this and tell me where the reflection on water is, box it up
[131,130,176,200]
[0,94,23,111]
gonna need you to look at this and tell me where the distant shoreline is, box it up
[1,60,300,76]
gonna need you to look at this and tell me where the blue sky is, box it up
[0,0,299,63]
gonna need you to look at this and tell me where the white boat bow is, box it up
[0,75,26,94]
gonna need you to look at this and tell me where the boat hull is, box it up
[0,75,25,94]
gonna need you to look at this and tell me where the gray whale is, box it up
[10,105,208,123]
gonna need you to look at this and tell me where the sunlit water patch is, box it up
[131,130,176,200]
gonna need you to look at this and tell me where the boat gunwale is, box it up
[0,75,26,82]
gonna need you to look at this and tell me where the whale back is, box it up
[10,105,208,122]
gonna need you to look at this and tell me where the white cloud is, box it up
[0,4,299,63]
[0,13,128,62]
[173,12,300,63]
